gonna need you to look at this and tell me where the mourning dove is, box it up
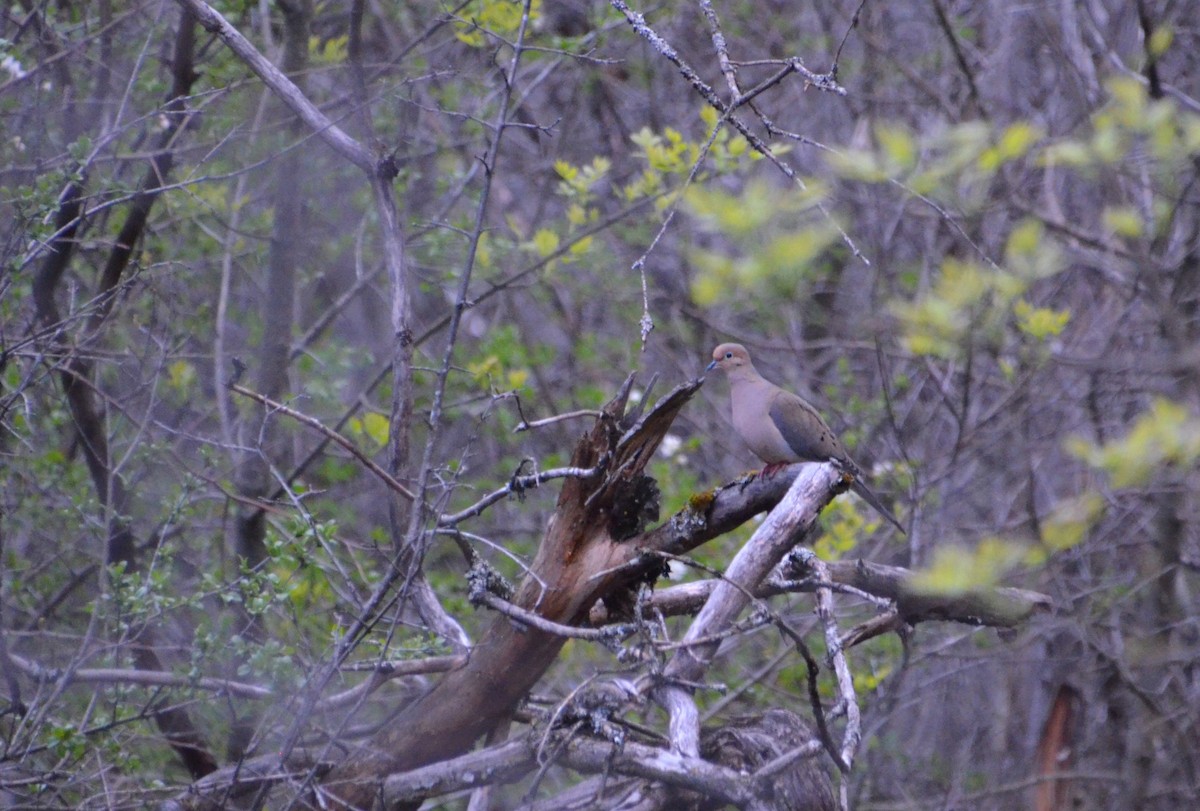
[707,342,905,534]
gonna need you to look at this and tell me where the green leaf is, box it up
[454,0,543,48]
[1040,140,1093,167]
[1148,26,1173,57]
[816,496,880,559]
[1107,76,1147,129]
[359,412,389,448]
[1006,219,1061,280]
[554,160,578,182]
[1102,206,1143,238]
[1006,219,1042,256]
[568,235,593,257]
[168,360,196,392]
[827,148,886,181]
[875,123,917,171]
[912,538,1026,594]
[531,228,559,257]
[1068,398,1200,487]
[1014,300,1070,340]
[1041,493,1103,552]
[998,122,1040,157]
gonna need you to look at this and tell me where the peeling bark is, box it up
[323,377,701,807]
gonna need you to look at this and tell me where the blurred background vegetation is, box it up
[1,0,1198,807]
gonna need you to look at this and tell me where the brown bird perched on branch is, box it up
[707,342,905,534]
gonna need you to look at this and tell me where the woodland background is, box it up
[1,0,1199,809]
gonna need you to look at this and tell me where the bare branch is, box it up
[779,556,1054,628]
[795,548,860,774]
[6,651,463,708]
[382,737,536,805]
[607,559,1052,631]
[473,592,630,641]
[655,464,842,757]
[698,0,740,99]
[378,731,768,808]
[172,0,374,172]
[513,409,606,433]
[438,464,601,526]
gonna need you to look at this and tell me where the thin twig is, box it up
[831,0,868,77]
[5,651,463,708]
[627,119,726,347]
[175,0,374,171]
[513,409,606,433]
[608,1,868,265]
[228,383,416,501]
[398,0,536,564]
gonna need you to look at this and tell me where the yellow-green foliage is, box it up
[697,105,756,171]
[894,258,1014,357]
[686,179,835,307]
[912,537,1028,594]
[622,106,760,207]
[1013,299,1069,341]
[853,659,894,695]
[1031,494,1105,560]
[1102,206,1144,238]
[454,0,543,48]
[529,227,560,258]
[1005,218,1061,282]
[556,156,610,204]
[464,324,539,394]
[633,126,700,175]
[977,121,1041,172]
[530,109,760,278]
[167,359,197,397]
[894,218,1069,359]
[466,352,530,393]
[914,493,1103,593]
[309,35,347,64]
[827,123,918,181]
[1041,76,1200,200]
[1068,398,1200,488]
[816,496,880,560]
[1148,25,1173,56]
[827,119,1042,193]
[829,78,1200,363]
[347,411,390,450]
[521,157,611,270]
